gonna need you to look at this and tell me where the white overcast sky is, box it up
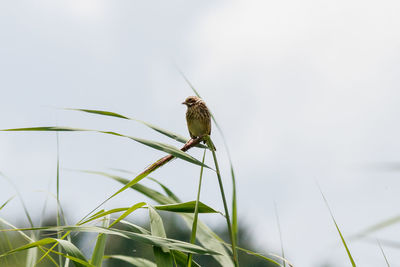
[1,1,400,266]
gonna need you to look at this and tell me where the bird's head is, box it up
[182,96,201,107]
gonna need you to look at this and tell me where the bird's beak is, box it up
[182,101,187,105]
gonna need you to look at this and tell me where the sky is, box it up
[1,0,400,266]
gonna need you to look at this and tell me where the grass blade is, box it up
[148,178,181,202]
[108,202,146,228]
[236,246,285,267]
[0,226,221,256]
[56,132,62,266]
[188,149,206,267]
[205,136,238,266]
[90,217,109,267]
[2,127,210,169]
[274,202,286,267]
[104,255,156,267]
[148,205,174,266]
[319,186,356,267]
[0,196,15,211]
[81,202,146,226]
[153,201,217,214]
[351,215,400,240]
[112,169,182,202]
[377,240,390,267]
[68,108,209,148]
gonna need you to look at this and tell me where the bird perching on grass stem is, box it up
[182,96,216,151]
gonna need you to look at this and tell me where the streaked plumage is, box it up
[182,96,215,150]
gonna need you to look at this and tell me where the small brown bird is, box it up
[182,96,215,150]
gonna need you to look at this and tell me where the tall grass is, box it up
[0,101,285,266]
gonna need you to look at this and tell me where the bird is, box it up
[182,96,216,150]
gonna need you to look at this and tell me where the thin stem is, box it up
[187,149,206,267]
[205,136,239,267]
[274,202,285,267]
[56,132,62,265]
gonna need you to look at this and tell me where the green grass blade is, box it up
[230,164,238,251]
[109,202,146,228]
[46,249,93,267]
[1,226,221,256]
[236,247,285,267]
[69,108,203,147]
[82,208,129,225]
[87,171,174,205]
[147,177,181,202]
[0,221,21,267]
[80,202,145,226]
[104,255,156,267]
[319,187,356,267]
[154,201,217,214]
[2,127,210,169]
[56,132,62,266]
[90,217,109,267]
[69,109,130,119]
[110,169,181,202]
[114,220,151,235]
[0,196,15,211]
[377,240,390,267]
[56,239,90,267]
[119,134,211,169]
[148,205,174,266]
[274,202,286,267]
[2,126,84,132]
[351,215,400,240]
[0,173,35,229]
[206,136,238,267]
[188,149,206,267]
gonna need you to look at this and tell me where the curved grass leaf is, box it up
[104,255,156,267]
[83,208,128,225]
[148,205,173,266]
[68,108,208,148]
[109,202,147,228]
[236,247,285,267]
[147,177,181,202]
[0,226,220,256]
[81,202,146,226]
[154,201,218,214]
[111,169,181,202]
[1,127,210,169]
